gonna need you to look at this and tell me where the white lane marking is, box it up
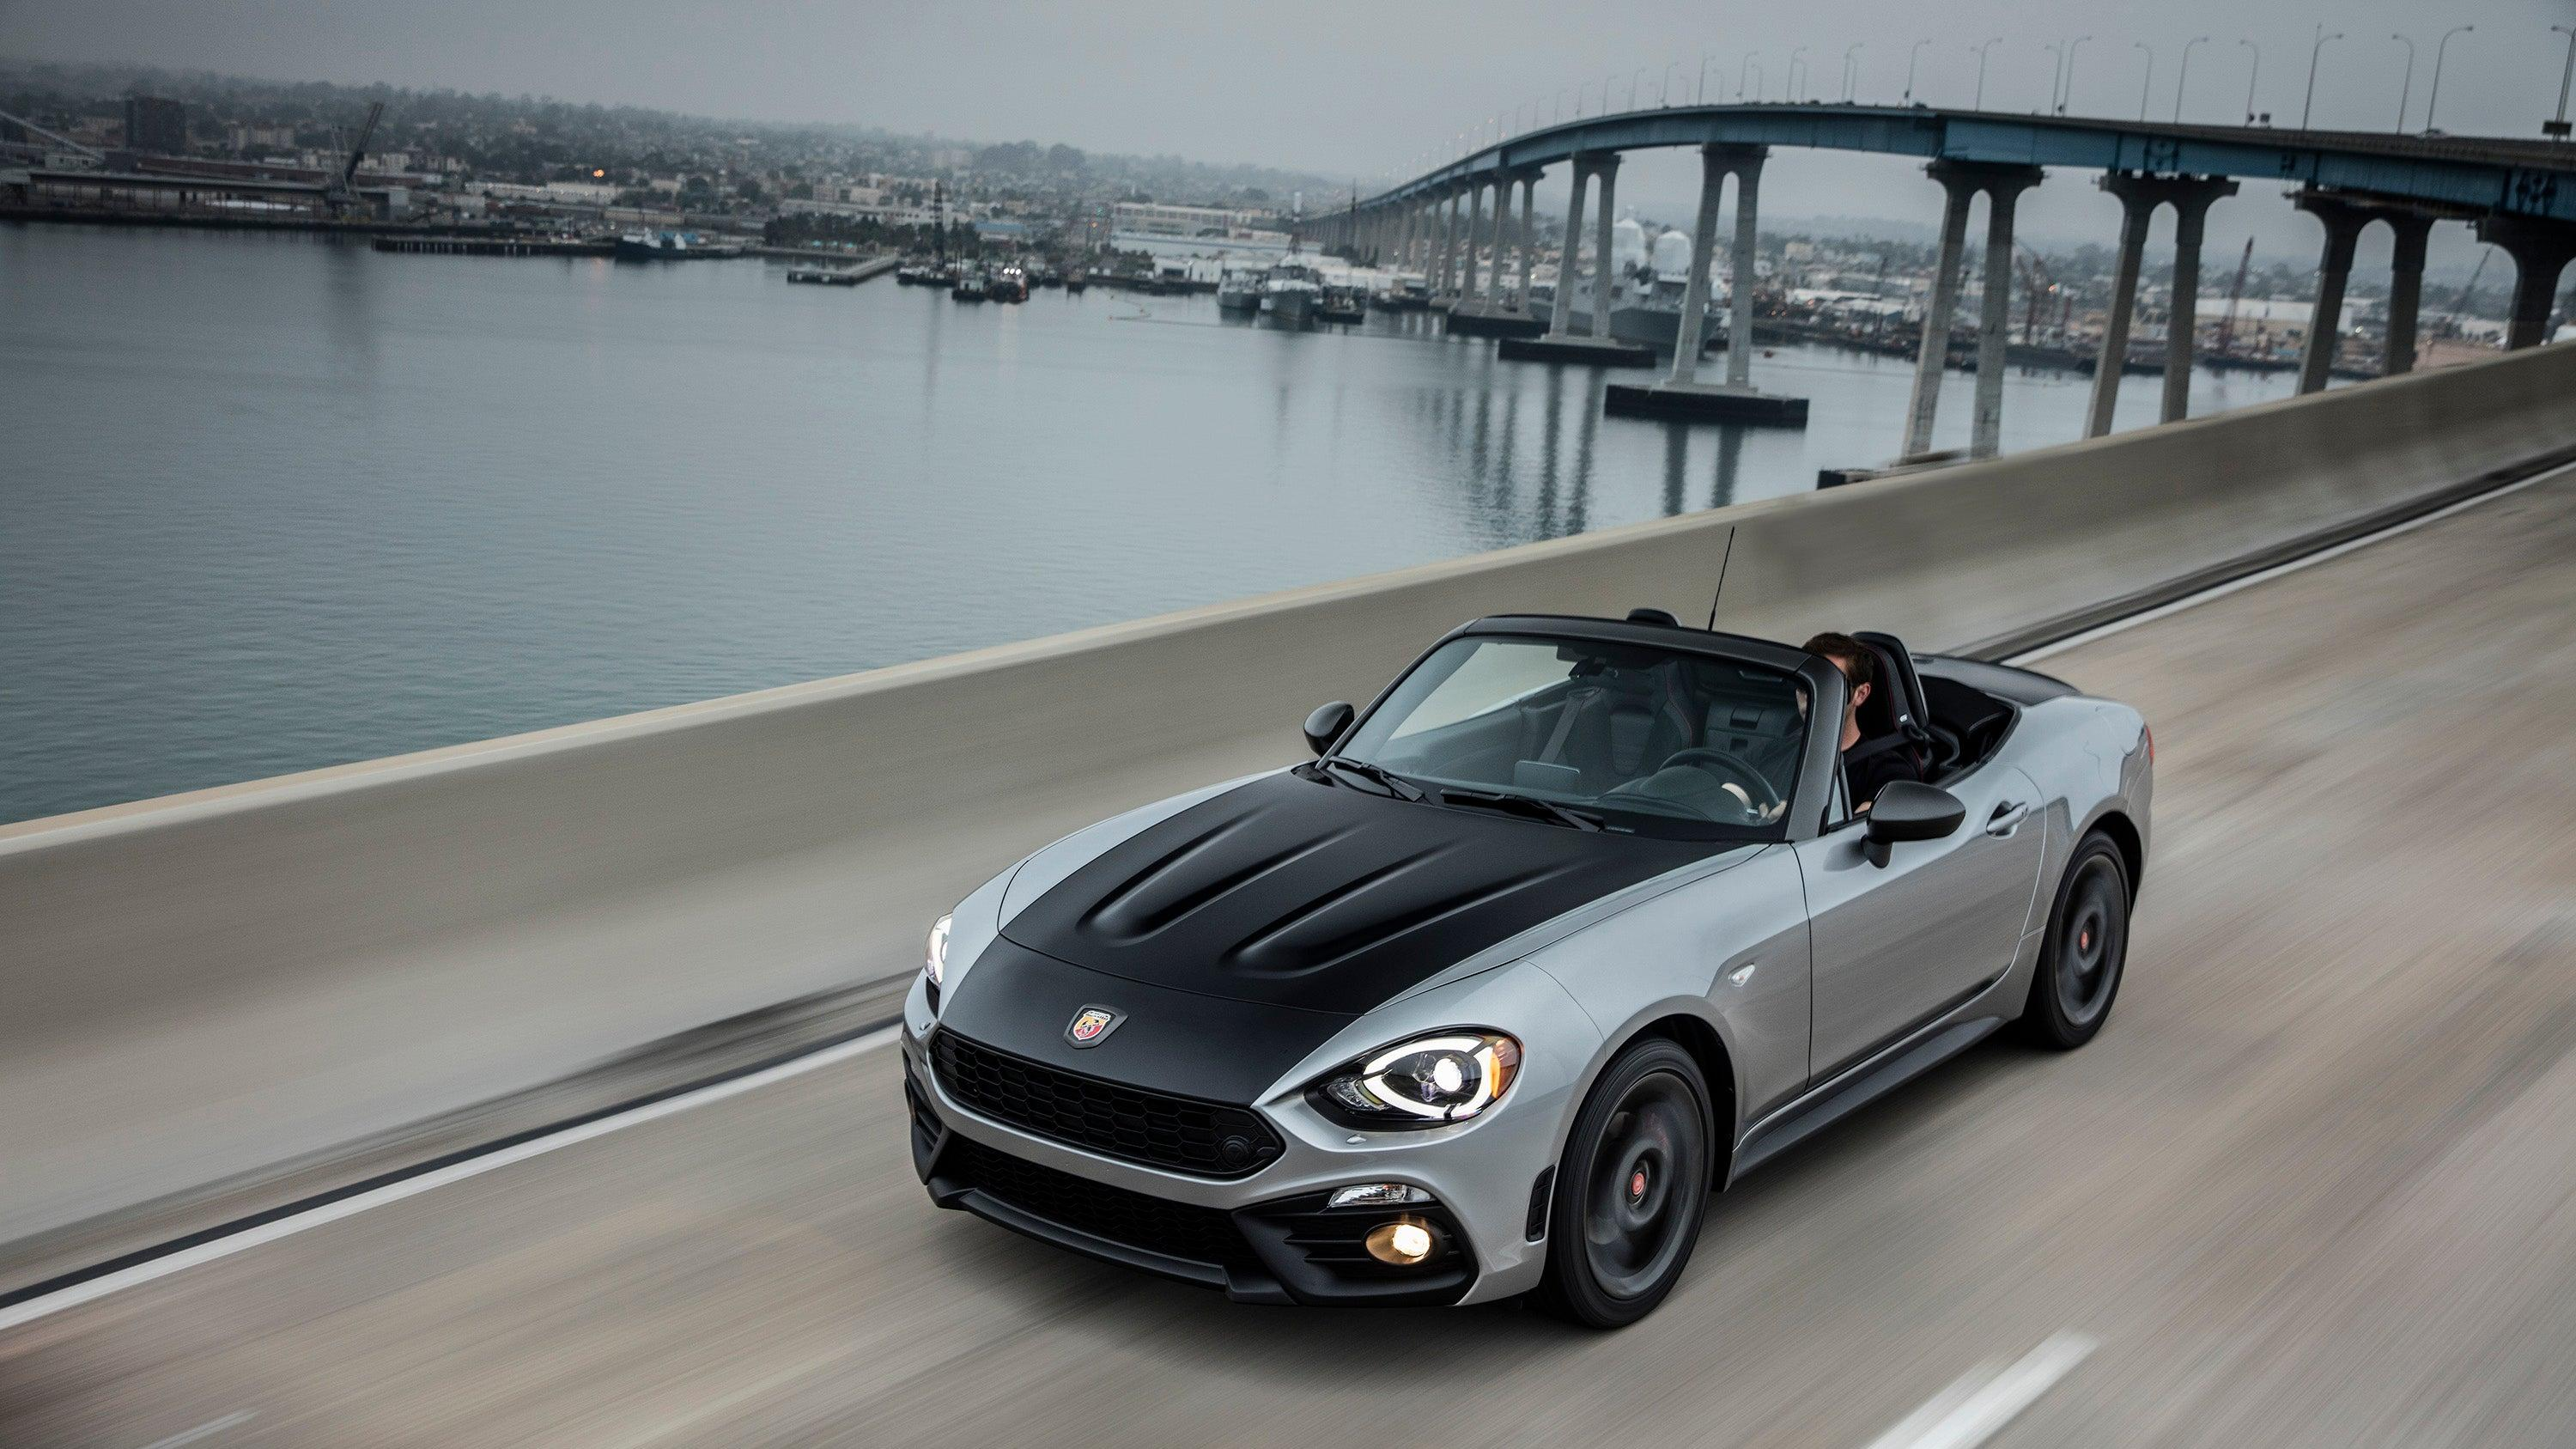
[1863,1332,2097,1449]
[0,1026,902,1336]
[2008,459,2572,665]
[137,1411,256,1449]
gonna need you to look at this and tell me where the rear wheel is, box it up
[2020,832,2131,1049]
[1535,1038,1714,1329]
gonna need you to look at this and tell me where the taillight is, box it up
[2143,723,2155,764]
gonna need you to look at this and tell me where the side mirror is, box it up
[1862,781,1965,866]
[1303,701,1355,757]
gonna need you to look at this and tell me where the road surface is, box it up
[7,467,2576,1447]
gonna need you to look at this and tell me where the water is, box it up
[0,225,2300,825]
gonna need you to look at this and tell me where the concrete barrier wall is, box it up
[7,342,2574,1246]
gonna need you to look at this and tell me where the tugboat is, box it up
[1258,253,1326,324]
[986,264,1030,303]
[1063,268,1089,295]
[951,265,989,301]
[896,260,943,286]
[1315,283,1367,325]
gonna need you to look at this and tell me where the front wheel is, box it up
[1535,1038,1714,1329]
[2020,832,2131,1050]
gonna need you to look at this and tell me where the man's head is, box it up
[1802,631,1874,729]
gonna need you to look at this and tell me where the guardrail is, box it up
[5,342,2573,1250]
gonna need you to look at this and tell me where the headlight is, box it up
[1309,1031,1522,1128]
[925,913,952,987]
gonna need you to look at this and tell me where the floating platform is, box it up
[1497,334,1657,368]
[1446,307,1547,338]
[1602,380,1810,426]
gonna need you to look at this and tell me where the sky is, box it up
[6,0,2571,271]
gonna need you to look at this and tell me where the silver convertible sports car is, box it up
[902,612,2151,1327]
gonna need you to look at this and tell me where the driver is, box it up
[1803,632,1922,813]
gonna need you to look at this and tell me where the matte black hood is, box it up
[999,770,1717,1015]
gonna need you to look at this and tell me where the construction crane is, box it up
[2214,237,2255,358]
[322,100,384,215]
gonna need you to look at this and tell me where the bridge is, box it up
[5,297,2576,1434]
[1297,102,2576,447]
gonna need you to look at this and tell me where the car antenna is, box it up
[1704,527,1737,631]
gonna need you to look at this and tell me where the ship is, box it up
[951,266,989,301]
[787,263,865,287]
[613,230,743,261]
[1215,265,1264,313]
[1258,253,1325,324]
[987,264,1030,302]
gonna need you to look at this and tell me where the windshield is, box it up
[1333,634,1810,840]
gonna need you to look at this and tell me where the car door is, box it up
[1795,760,2047,1079]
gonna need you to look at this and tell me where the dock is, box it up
[370,234,615,258]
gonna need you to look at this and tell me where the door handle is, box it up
[1985,801,2031,836]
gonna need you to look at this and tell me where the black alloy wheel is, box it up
[2020,831,2131,1050]
[1537,1038,1713,1329]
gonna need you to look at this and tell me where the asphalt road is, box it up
[7,468,2576,1448]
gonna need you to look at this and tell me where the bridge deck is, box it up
[9,464,2576,1446]
[1370,102,2576,224]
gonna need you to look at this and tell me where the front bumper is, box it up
[899,969,1589,1306]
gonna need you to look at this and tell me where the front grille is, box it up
[943,1135,1260,1271]
[930,1030,1285,1178]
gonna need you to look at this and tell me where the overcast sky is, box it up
[7,0,2570,270]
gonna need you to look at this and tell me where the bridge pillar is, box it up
[1969,167,2041,460]
[2085,176,2154,438]
[2158,178,2236,424]
[1514,172,1540,310]
[2295,192,2371,394]
[2476,212,2576,351]
[1903,166,1981,458]
[1668,148,1731,384]
[1473,180,1494,304]
[1590,155,1622,340]
[1453,186,1473,300]
[2382,213,2434,374]
[1486,177,1518,307]
[1722,149,1766,387]
[1549,160,1595,337]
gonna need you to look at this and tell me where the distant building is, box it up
[1112,201,1277,238]
[123,94,187,155]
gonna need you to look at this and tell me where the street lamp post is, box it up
[2554,27,2576,140]
[1747,58,1765,101]
[2061,34,2094,114]
[1789,47,1810,102]
[1971,39,2004,111]
[2390,35,2415,132]
[1664,61,1683,106]
[1905,39,1931,104]
[1630,66,1649,110]
[1698,52,1716,104]
[2424,27,2471,131]
[2134,42,2154,121]
[1739,54,1757,101]
[1844,44,1865,102]
[2044,41,2063,112]
[2176,36,2210,123]
[2302,26,2345,131]
[2241,40,2263,124]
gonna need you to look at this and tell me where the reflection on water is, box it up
[0,226,2300,823]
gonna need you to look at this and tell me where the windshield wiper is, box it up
[1307,756,1426,801]
[1437,786,1604,831]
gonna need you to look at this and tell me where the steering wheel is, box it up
[1661,747,1785,816]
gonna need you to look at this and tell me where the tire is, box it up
[1535,1037,1715,1330]
[2019,831,2131,1050]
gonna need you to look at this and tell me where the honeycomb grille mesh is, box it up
[930,1030,1284,1178]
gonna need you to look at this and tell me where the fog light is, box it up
[1364,1216,1436,1266]
[1327,1182,1430,1209]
